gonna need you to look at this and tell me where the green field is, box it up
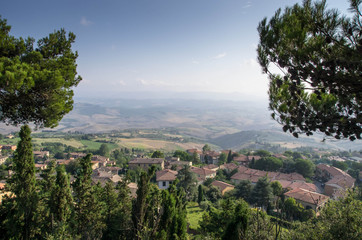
[79,140,119,151]
[187,202,204,230]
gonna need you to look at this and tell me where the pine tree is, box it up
[6,125,39,239]
[251,176,273,210]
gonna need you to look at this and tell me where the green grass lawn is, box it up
[187,202,204,230]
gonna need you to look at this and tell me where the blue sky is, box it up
[2,0,350,100]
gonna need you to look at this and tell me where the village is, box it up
[1,142,360,217]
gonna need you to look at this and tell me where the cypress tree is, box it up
[48,164,74,239]
[6,125,39,239]
[227,150,233,163]
[73,154,105,239]
[198,184,205,205]
[222,200,250,240]
[101,181,124,240]
[132,166,156,240]
[39,160,56,235]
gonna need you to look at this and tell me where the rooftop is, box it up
[284,188,329,206]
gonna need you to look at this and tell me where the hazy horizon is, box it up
[2,0,350,101]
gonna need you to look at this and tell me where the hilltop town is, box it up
[1,136,361,238]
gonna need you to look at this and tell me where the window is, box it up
[163,181,166,186]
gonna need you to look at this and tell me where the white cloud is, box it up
[243,1,252,8]
[80,17,92,26]
[192,60,199,64]
[119,80,126,86]
[242,58,259,67]
[212,52,226,59]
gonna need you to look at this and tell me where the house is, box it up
[233,155,250,166]
[275,180,318,193]
[33,151,50,160]
[233,155,262,166]
[128,182,138,198]
[203,164,219,172]
[0,182,13,203]
[97,166,122,175]
[156,169,178,189]
[0,145,17,151]
[231,165,305,185]
[91,161,101,170]
[0,156,8,165]
[5,134,14,139]
[324,174,355,198]
[315,164,346,182]
[91,170,123,186]
[284,188,329,212]
[165,158,192,169]
[128,158,164,170]
[190,166,216,183]
[186,149,202,156]
[315,164,355,197]
[69,152,87,160]
[201,151,220,165]
[34,163,47,170]
[219,163,238,172]
[211,180,235,195]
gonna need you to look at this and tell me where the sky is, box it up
[2,0,351,101]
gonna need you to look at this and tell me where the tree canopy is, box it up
[257,0,362,141]
[0,17,81,128]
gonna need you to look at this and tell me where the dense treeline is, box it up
[0,126,188,240]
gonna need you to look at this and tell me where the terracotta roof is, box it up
[275,180,317,192]
[129,158,164,164]
[92,155,109,162]
[190,167,216,176]
[317,164,346,177]
[219,163,238,171]
[249,156,262,161]
[231,166,305,183]
[186,149,202,154]
[156,169,178,181]
[203,151,220,158]
[203,164,219,170]
[237,165,248,173]
[325,174,355,189]
[211,180,235,192]
[231,172,262,183]
[233,155,249,162]
[284,188,329,206]
[167,160,191,166]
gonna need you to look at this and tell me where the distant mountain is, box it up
[53,98,276,138]
[210,129,362,151]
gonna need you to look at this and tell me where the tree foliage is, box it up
[294,158,315,178]
[72,154,105,239]
[151,150,164,158]
[5,125,39,239]
[0,17,81,128]
[257,0,362,140]
[252,157,283,171]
